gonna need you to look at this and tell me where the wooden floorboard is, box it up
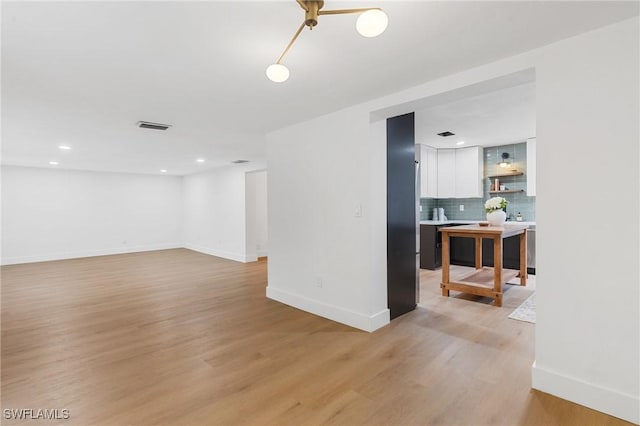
[0,249,632,425]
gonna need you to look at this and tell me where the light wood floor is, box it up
[0,249,631,425]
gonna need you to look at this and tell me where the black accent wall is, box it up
[387,113,417,320]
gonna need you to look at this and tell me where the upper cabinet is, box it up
[419,145,482,199]
[455,146,483,198]
[526,138,536,196]
[420,145,438,198]
[436,149,456,198]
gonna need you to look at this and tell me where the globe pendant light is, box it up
[266,63,290,83]
[356,9,389,38]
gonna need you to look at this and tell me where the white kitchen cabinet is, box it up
[455,146,483,198]
[527,138,536,196]
[437,149,456,198]
[421,145,483,198]
[419,144,438,198]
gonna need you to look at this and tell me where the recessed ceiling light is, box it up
[58,145,72,150]
[49,161,59,165]
[456,141,465,146]
[196,158,205,163]
[160,169,168,173]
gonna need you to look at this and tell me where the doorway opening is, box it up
[245,170,268,262]
[383,68,537,321]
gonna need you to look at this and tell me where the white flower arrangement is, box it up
[485,196,508,213]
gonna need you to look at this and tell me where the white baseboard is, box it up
[2,243,255,265]
[183,244,252,263]
[244,251,267,262]
[0,243,183,266]
[266,286,390,332]
[532,361,640,424]
[244,251,262,263]
[368,308,391,332]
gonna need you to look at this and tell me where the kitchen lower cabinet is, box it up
[420,224,441,270]
[421,223,466,270]
[450,235,521,269]
[449,236,476,267]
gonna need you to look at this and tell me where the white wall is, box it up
[267,105,390,332]
[267,17,638,423]
[245,170,268,259]
[533,17,639,424]
[182,162,265,262]
[1,166,183,264]
[2,163,268,265]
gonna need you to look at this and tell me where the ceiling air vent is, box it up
[137,121,172,131]
[437,131,455,137]
[231,160,249,164]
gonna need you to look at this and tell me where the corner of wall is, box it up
[184,243,255,263]
[266,285,389,332]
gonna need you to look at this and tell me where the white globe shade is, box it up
[266,63,289,83]
[356,9,388,38]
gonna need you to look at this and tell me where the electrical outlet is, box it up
[315,277,323,288]
[459,205,464,211]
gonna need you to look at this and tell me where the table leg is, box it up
[441,233,450,297]
[493,235,502,307]
[520,230,528,285]
[474,237,482,270]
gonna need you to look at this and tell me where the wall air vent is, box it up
[231,160,249,164]
[137,121,172,131]
[437,131,455,137]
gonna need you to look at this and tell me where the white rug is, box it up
[508,293,536,324]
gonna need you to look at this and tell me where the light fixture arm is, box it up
[276,6,382,64]
[276,21,307,65]
[318,7,382,16]
[295,0,309,12]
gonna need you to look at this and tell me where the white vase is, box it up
[487,210,506,226]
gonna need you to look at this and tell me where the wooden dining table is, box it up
[439,223,528,307]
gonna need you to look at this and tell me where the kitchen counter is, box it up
[420,219,536,227]
[419,220,536,271]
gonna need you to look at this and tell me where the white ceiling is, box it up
[2,1,638,175]
[415,82,536,149]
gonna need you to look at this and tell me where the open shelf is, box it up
[486,171,524,179]
[488,189,524,194]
